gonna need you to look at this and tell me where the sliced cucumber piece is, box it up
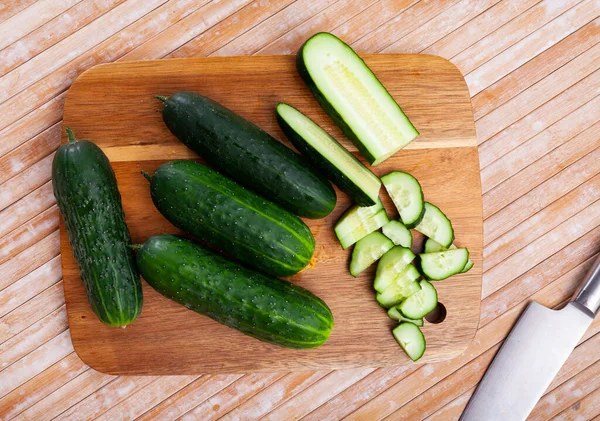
[387,306,424,326]
[393,322,426,361]
[376,265,421,308]
[382,220,412,248]
[334,200,388,249]
[381,172,424,228]
[373,246,416,293]
[423,239,473,273]
[414,202,454,247]
[420,248,469,280]
[349,232,394,277]
[398,280,438,319]
[297,32,419,166]
[276,103,381,206]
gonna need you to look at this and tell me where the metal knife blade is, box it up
[461,254,600,421]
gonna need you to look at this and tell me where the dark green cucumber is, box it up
[52,128,142,327]
[297,32,419,166]
[157,91,336,219]
[144,160,315,277]
[136,234,333,349]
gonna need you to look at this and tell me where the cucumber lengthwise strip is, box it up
[143,160,315,278]
[297,32,419,166]
[157,91,336,219]
[136,235,333,349]
[276,103,381,206]
[53,128,142,327]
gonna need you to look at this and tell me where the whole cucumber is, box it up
[52,128,142,326]
[157,91,336,219]
[136,234,333,349]
[144,160,315,277]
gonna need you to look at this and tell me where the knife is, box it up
[461,253,600,421]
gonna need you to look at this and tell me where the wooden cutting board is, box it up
[61,54,482,375]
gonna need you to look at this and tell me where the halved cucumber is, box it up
[373,246,416,293]
[420,248,469,281]
[276,103,381,206]
[334,200,388,249]
[381,172,424,228]
[393,322,426,361]
[376,264,421,308]
[387,306,424,327]
[382,220,412,248]
[349,231,394,277]
[424,238,473,273]
[297,32,419,166]
[398,280,438,319]
[414,202,454,247]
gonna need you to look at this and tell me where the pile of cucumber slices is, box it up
[334,171,472,361]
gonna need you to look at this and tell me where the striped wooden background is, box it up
[0,0,599,419]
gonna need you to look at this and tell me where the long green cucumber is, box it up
[136,234,333,349]
[52,128,142,326]
[157,91,336,219]
[143,160,315,277]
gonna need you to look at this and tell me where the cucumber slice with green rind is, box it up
[276,103,381,206]
[334,200,387,249]
[381,172,424,228]
[382,220,412,248]
[414,202,454,247]
[423,239,473,273]
[387,306,424,326]
[393,322,426,361]
[376,265,421,308]
[297,32,419,166]
[349,232,394,276]
[374,246,416,293]
[420,248,469,280]
[399,280,438,319]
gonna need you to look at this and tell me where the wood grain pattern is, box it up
[1,0,599,418]
[60,54,482,374]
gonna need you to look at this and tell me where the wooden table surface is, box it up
[0,0,598,419]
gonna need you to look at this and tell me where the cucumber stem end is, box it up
[128,244,143,250]
[155,95,167,102]
[65,127,77,144]
[141,171,152,182]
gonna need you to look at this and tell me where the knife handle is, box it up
[573,253,600,316]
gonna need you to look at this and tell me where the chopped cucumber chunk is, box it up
[298,32,419,166]
[334,200,388,249]
[398,280,438,319]
[276,103,381,206]
[424,239,473,273]
[381,171,424,228]
[382,220,412,248]
[376,265,421,308]
[420,248,469,280]
[349,232,394,277]
[387,306,424,326]
[393,322,426,361]
[373,246,416,293]
[414,202,454,247]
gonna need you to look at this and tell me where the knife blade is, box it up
[461,253,600,421]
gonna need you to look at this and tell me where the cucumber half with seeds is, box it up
[387,306,424,326]
[381,172,424,228]
[382,220,412,248]
[374,246,416,293]
[414,202,454,247]
[349,231,394,277]
[376,264,421,308]
[398,280,438,320]
[420,248,469,280]
[334,200,388,249]
[297,32,419,166]
[393,322,426,361]
[276,103,381,206]
[424,238,473,273]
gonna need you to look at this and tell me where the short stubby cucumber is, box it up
[157,91,336,219]
[144,160,315,277]
[136,234,333,349]
[52,128,142,327]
